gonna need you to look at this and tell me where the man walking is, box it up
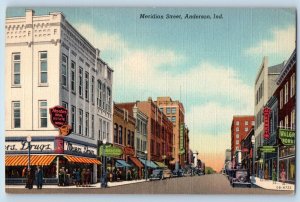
[35,166,43,189]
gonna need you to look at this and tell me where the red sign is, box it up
[54,137,64,154]
[123,146,135,156]
[49,106,68,128]
[263,107,271,140]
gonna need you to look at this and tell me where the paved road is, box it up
[6,174,294,194]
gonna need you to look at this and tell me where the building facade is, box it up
[5,9,113,184]
[136,98,174,164]
[231,116,254,163]
[155,97,185,168]
[241,128,254,173]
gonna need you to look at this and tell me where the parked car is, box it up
[173,169,184,177]
[162,168,173,179]
[230,169,251,187]
[150,169,173,180]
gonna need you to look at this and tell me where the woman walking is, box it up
[280,168,286,185]
[75,168,81,187]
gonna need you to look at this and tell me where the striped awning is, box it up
[154,161,168,168]
[5,155,56,166]
[64,155,101,165]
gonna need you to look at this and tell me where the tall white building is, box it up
[254,57,283,170]
[5,9,113,184]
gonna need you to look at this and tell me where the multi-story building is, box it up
[184,127,190,165]
[155,97,185,168]
[241,128,254,173]
[5,9,113,184]
[225,149,231,163]
[231,116,254,163]
[274,50,296,183]
[254,57,284,174]
[136,98,174,164]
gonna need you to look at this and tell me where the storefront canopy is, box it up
[138,158,158,169]
[116,160,132,168]
[129,156,144,168]
[64,155,101,165]
[154,161,167,168]
[5,155,56,166]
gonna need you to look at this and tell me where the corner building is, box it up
[5,10,113,184]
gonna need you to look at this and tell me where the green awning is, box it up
[116,160,132,168]
[154,161,167,168]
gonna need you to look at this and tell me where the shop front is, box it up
[279,146,295,184]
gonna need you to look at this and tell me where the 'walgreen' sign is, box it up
[279,129,295,146]
[259,146,276,153]
[99,145,123,157]
[179,124,185,155]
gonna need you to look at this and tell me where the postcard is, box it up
[4,7,296,194]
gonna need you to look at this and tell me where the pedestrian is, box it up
[272,168,277,184]
[75,168,81,187]
[259,169,263,181]
[280,168,286,185]
[26,168,35,189]
[86,169,91,186]
[81,168,86,187]
[22,167,27,178]
[35,166,43,189]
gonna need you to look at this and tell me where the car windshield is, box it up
[236,171,247,176]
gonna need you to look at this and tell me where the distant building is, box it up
[225,149,231,163]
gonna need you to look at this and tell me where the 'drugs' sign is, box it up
[49,106,68,128]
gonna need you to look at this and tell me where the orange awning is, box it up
[5,155,56,166]
[129,156,144,168]
[64,155,101,165]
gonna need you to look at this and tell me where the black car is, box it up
[230,169,251,187]
[172,169,184,177]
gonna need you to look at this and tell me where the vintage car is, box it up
[230,169,251,187]
[150,169,173,180]
[172,169,184,177]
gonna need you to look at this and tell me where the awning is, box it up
[129,156,144,168]
[5,155,56,166]
[154,161,168,168]
[116,160,132,168]
[64,155,101,165]
[138,158,158,169]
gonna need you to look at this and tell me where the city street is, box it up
[6,174,293,194]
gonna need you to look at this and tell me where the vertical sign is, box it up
[179,123,185,154]
[263,107,271,140]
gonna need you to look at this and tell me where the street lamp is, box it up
[26,136,32,170]
[251,135,255,179]
[101,138,107,188]
[144,150,148,181]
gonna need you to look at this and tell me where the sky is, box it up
[6,8,296,171]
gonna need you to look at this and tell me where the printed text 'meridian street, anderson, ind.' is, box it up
[139,13,223,20]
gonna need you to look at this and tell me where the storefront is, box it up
[138,158,158,178]
[5,136,100,185]
[279,146,295,183]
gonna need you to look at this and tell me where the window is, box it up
[61,54,68,88]
[78,109,83,135]
[280,89,283,109]
[85,72,89,101]
[245,121,248,125]
[71,61,76,93]
[79,67,83,96]
[171,116,176,123]
[99,118,102,140]
[252,121,255,126]
[118,126,123,145]
[236,140,239,145]
[236,146,239,151]
[106,122,110,142]
[102,120,106,141]
[236,134,239,139]
[290,73,296,97]
[284,82,289,104]
[131,132,134,147]
[279,120,283,128]
[236,127,239,132]
[97,80,101,107]
[71,106,76,133]
[12,53,21,85]
[114,124,118,143]
[245,127,248,132]
[159,108,164,112]
[102,83,106,109]
[171,107,176,114]
[39,52,48,84]
[166,107,171,114]
[62,101,68,110]
[12,101,21,128]
[284,115,289,129]
[91,115,94,139]
[39,101,47,128]
[91,76,95,104]
[127,130,131,146]
[107,87,111,111]
[291,109,295,130]
[236,121,239,126]
[85,112,89,136]
[137,137,140,150]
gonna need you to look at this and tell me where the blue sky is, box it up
[6,8,296,170]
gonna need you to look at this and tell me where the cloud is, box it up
[245,25,296,56]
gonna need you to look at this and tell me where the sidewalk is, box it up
[251,177,294,191]
[5,179,146,189]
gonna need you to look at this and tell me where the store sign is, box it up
[123,146,135,156]
[263,107,271,140]
[49,106,68,128]
[259,146,276,153]
[279,129,295,146]
[99,145,123,157]
[64,141,97,155]
[5,141,54,152]
[179,123,185,154]
[54,137,64,154]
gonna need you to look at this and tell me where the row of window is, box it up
[113,124,134,147]
[136,137,147,152]
[279,109,296,130]
[235,127,249,132]
[255,82,264,105]
[136,119,147,136]
[61,54,112,112]
[279,73,296,109]
[235,120,254,126]
[166,107,176,114]
[12,52,48,86]
[167,116,176,123]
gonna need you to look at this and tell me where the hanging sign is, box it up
[279,129,295,146]
[263,107,271,140]
[259,146,276,153]
[99,145,123,157]
[179,123,185,154]
[49,106,68,128]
